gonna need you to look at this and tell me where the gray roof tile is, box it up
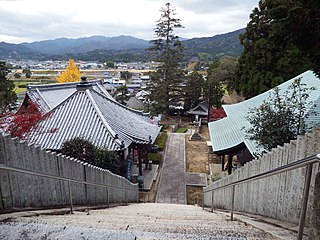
[27,81,160,151]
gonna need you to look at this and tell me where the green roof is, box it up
[208,70,320,157]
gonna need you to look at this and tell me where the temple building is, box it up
[208,70,320,174]
[22,77,161,185]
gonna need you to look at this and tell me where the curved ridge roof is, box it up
[26,80,113,112]
[27,82,160,151]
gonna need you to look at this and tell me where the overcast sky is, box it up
[0,0,258,44]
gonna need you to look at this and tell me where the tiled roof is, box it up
[26,80,113,113]
[27,81,160,151]
[126,96,145,110]
[187,101,209,115]
[208,70,320,157]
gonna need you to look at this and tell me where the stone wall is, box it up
[0,134,138,210]
[203,126,320,226]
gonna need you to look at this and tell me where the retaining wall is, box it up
[0,134,138,210]
[203,126,320,226]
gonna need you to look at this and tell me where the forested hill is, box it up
[184,28,244,61]
[0,29,244,62]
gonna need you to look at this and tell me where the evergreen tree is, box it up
[115,85,129,105]
[0,61,17,114]
[184,71,204,110]
[148,2,185,113]
[232,0,313,98]
[57,59,81,83]
[204,60,226,109]
[120,71,132,80]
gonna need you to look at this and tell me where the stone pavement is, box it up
[156,133,187,204]
[185,172,207,187]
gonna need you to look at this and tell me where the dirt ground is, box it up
[185,124,210,205]
[185,124,209,173]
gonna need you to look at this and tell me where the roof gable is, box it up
[26,80,113,113]
[27,84,161,151]
[187,101,209,115]
[28,90,122,150]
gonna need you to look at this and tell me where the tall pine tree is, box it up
[148,2,185,114]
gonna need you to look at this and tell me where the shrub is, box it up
[155,131,168,151]
[175,127,187,133]
[61,137,122,175]
[61,137,96,165]
[95,148,121,175]
[18,84,27,88]
[148,153,162,164]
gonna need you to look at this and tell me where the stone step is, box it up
[0,203,276,240]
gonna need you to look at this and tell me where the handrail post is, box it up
[125,189,128,206]
[106,187,110,208]
[297,163,313,240]
[211,190,214,213]
[68,180,73,214]
[231,185,235,221]
[202,192,204,210]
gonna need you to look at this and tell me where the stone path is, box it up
[156,133,186,204]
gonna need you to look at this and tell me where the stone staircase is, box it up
[0,203,275,240]
[189,130,203,141]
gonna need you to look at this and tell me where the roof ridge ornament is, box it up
[76,76,92,91]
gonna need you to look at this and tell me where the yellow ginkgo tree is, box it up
[57,59,81,83]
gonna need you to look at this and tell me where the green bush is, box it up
[61,137,96,165]
[148,153,162,164]
[175,127,187,133]
[155,131,168,151]
[95,148,121,175]
[18,84,27,88]
[61,137,121,175]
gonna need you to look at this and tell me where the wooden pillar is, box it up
[144,145,148,170]
[138,147,143,176]
[227,155,233,175]
[221,155,225,171]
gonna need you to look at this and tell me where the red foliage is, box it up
[210,108,227,121]
[0,101,50,139]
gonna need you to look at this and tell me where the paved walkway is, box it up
[156,133,186,204]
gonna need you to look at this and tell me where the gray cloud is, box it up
[0,0,258,43]
[171,0,256,15]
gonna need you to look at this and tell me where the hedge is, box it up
[155,131,168,151]
[175,127,187,133]
[148,153,162,164]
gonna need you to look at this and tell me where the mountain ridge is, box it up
[0,29,244,61]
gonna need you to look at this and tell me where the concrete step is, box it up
[189,132,203,141]
[0,203,276,239]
